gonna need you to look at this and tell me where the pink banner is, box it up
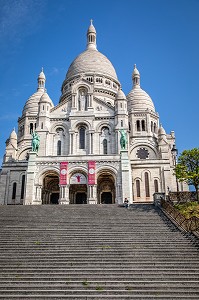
[88,161,96,185]
[60,162,68,185]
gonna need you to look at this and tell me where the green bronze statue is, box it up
[31,132,40,152]
[119,129,127,150]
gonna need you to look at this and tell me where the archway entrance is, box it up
[42,172,59,204]
[69,172,87,204]
[69,184,87,204]
[97,172,115,204]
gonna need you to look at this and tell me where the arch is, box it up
[141,120,146,131]
[154,179,159,193]
[12,182,17,200]
[50,123,68,135]
[68,169,88,204]
[72,119,92,131]
[136,179,141,198]
[57,140,62,155]
[136,120,141,131]
[96,121,114,133]
[34,167,60,186]
[18,147,32,161]
[42,170,60,204]
[103,139,108,154]
[79,126,86,149]
[20,174,26,200]
[145,172,150,197]
[97,170,116,204]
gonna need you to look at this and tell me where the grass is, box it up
[174,201,199,219]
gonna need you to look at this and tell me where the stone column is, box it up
[87,185,97,204]
[24,152,37,205]
[59,185,69,204]
[33,185,42,205]
[120,150,133,204]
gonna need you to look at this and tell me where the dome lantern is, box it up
[132,64,140,87]
[37,67,46,91]
[87,19,97,50]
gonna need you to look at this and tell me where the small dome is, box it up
[38,68,46,80]
[87,20,96,34]
[22,90,44,116]
[127,85,155,112]
[10,129,17,140]
[116,89,126,100]
[133,64,140,77]
[158,125,166,136]
[66,49,118,80]
[39,92,54,107]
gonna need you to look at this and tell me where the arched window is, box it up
[30,123,33,134]
[141,120,145,131]
[154,123,156,133]
[57,140,61,155]
[136,180,141,197]
[20,175,25,199]
[151,121,153,132]
[154,179,158,193]
[79,127,85,149]
[103,139,108,154]
[121,120,123,127]
[136,120,141,131]
[145,172,150,197]
[12,182,17,200]
[41,123,43,129]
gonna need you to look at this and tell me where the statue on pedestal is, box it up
[119,129,127,150]
[31,132,40,152]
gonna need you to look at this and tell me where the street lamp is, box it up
[171,144,179,199]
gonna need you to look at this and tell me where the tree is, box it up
[174,148,199,202]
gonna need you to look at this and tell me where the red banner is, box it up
[60,162,68,185]
[88,161,96,185]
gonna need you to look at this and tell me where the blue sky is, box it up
[0,0,198,164]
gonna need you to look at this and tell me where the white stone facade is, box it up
[0,21,188,205]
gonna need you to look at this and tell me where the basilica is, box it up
[0,21,187,205]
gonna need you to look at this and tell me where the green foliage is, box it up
[174,202,199,218]
[96,285,104,291]
[175,148,199,200]
[82,280,89,287]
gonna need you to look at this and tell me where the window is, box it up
[12,182,17,200]
[154,179,158,193]
[141,120,145,131]
[121,120,123,127]
[30,123,33,134]
[79,127,85,149]
[136,120,141,131]
[145,172,150,197]
[154,123,156,133]
[57,140,61,155]
[136,180,141,197]
[21,175,25,199]
[41,123,43,129]
[151,121,153,132]
[103,139,108,154]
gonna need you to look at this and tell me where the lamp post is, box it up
[171,144,179,200]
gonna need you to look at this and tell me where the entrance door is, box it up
[101,192,112,204]
[50,193,59,204]
[76,193,87,204]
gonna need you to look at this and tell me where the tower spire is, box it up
[87,20,97,50]
[132,64,140,87]
[37,68,46,91]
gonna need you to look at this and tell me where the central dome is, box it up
[66,49,118,80]
[65,21,118,81]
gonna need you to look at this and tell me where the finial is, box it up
[134,64,136,69]
[90,19,93,25]
[41,67,44,72]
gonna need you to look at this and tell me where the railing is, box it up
[161,199,199,232]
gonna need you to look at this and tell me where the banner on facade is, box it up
[88,161,96,185]
[70,173,87,184]
[60,162,68,185]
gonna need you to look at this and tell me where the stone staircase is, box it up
[0,204,198,299]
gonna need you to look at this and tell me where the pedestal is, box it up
[120,150,133,203]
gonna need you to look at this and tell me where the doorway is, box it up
[101,192,112,204]
[50,193,59,204]
[76,192,87,204]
